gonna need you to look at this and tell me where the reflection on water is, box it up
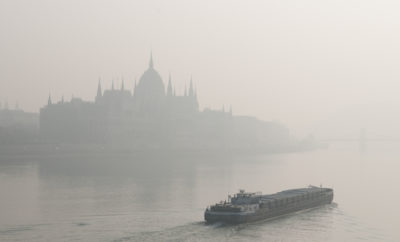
[0,143,399,241]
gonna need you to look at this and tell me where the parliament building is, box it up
[40,55,293,151]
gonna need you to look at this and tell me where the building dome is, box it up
[134,55,166,111]
[136,68,165,99]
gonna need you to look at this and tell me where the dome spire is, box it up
[149,51,154,69]
[167,72,173,96]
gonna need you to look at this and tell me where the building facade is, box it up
[40,55,292,151]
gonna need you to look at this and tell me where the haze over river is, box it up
[0,143,398,241]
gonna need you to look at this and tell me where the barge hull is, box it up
[205,187,334,224]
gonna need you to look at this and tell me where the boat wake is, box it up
[112,203,379,242]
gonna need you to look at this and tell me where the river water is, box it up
[0,143,399,241]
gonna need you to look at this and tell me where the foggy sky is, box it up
[1,0,400,137]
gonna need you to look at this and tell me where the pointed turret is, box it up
[189,76,194,97]
[167,72,173,96]
[97,78,102,97]
[133,78,137,97]
[149,51,154,69]
[96,79,102,103]
[48,94,52,106]
[111,79,114,90]
[121,77,125,91]
[184,83,187,96]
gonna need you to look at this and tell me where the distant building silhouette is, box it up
[39,55,293,151]
[0,106,38,145]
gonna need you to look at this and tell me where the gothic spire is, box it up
[167,72,173,96]
[121,77,125,91]
[149,51,154,69]
[97,78,102,97]
[48,93,52,105]
[133,78,137,96]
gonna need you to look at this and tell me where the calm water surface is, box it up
[0,143,399,241]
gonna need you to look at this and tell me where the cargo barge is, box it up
[204,186,333,223]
